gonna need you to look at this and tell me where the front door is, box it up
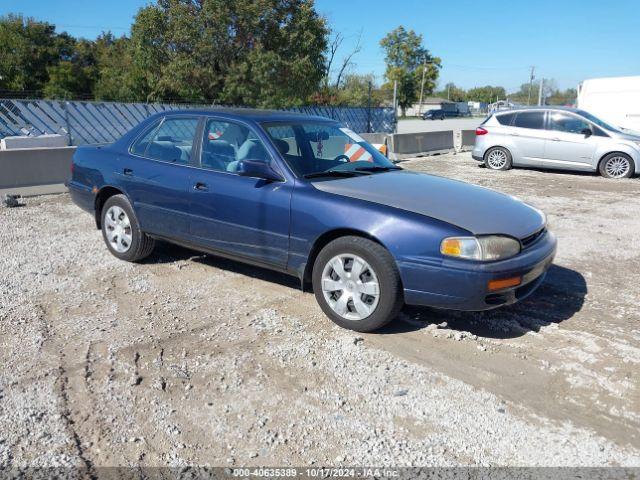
[122,116,200,237]
[189,118,292,268]
[542,111,599,169]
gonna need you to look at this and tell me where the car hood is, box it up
[312,170,545,238]
[613,129,640,141]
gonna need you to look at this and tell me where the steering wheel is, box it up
[333,154,351,163]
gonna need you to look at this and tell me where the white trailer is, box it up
[577,76,640,132]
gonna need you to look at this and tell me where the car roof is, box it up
[148,107,334,123]
[495,106,580,115]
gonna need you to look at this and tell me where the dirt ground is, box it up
[1,152,639,468]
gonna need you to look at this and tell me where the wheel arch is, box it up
[301,228,388,285]
[94,185,125,229]
[597,150,637,173]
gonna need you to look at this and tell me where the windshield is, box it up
[576,109,622,133]
[261,121,397,179]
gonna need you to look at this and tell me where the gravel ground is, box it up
[1,152,639,468]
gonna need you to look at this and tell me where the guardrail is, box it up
[0,129,477,197]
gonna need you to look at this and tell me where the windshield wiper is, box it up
[303,170,369,179]
[354,165,402,173]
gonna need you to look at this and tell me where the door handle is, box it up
[123,168,134,176]
[194,182,208,191]
[551,137,561,141]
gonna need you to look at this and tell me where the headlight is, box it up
[440,235,521,261]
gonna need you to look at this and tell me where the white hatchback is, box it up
[472,107,640,179]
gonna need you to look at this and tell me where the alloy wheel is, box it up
[321,254,380,321]
[605,156,631,178]
[104,205,133,253]
[487,149,508,169]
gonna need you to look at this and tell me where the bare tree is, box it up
[323,30,362,90]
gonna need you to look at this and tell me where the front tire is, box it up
[101,194,155,262]
[312,236,403,332]
[599,153,634,179]
[484,146,513,171]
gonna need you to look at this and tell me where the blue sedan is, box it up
[68,109,557,332]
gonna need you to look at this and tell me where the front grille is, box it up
[521,227,546,249]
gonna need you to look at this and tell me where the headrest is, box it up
[272,138,289,154]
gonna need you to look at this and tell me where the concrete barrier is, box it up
[390,130,454,158]
[461,130,476,151]
[0,147,75,195]
[1,134,68,150]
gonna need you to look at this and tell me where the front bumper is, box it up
[399,230,557,311]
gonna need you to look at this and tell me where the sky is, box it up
[2,0,639,93]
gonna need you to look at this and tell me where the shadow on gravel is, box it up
[385,264,587,339]
[144,241,300,289]
[145,243,586,340]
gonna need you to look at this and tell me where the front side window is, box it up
[262,121,396,178]
[131,117,199,164]
[200,119,270,173]
[548,112,591,134]
[513,111,545,130]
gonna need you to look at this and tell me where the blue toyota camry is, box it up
[68,109,557,332]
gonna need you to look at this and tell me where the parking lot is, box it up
[1,152,639,467]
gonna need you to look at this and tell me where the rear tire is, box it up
[101,194,155,262]
[312,236,403,332]
[484,146,512,171]
[599,153,634,179]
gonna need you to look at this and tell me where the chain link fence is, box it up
[0,99,396,146]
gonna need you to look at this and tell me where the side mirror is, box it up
[237,159,284,182]
[581,127,593,137]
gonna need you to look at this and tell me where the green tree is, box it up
[92,33,143,101]
[0,14,59,94]
[466,85,506,104]
[128,0,328,106]
[380,26,440,115]
[435,82,466,102]
[335,73,383,106]
[43,36,98,99]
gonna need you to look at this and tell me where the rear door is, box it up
[509,111,549,165]
[188,117,292,267]
[542,111,600,170]
[121,116,201,238]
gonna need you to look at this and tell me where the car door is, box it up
[188,117,292,268]
[542,111,600,170]
[121,115,201,238]
[509,111,549,166]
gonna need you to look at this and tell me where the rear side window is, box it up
[513,111,545,130]
[131,117,199,164]
[496,112,516,125]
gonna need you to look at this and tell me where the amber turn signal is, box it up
[488,276,522,291]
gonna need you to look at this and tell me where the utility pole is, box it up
[538,78,544,106]
[366,80,372,133]
[447,84,451,101]
[527,66,536,106]
[392,79,397,117]
[418,56,427,115]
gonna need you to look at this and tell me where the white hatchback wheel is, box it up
[104,205,133,253]
[604,155,631,178]
[487,149,508,169]
[321,254,380,321]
